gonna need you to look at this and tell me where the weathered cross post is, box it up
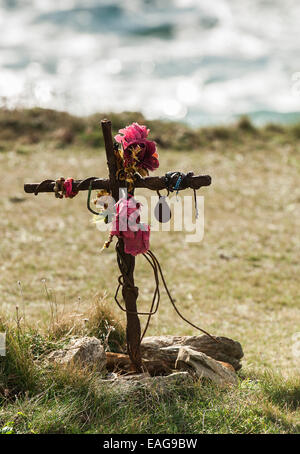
[101,119,143,371]
[24,119,212,372]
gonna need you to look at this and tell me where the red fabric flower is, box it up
[115,122,159,172]
[111,196,150,256]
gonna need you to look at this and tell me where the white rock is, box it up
[175,347,238,387]
[47,336,106,371]
[141,335,243,371]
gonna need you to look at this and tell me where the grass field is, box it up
[0,108,299,433]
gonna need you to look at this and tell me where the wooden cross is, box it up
[24,119,211,372]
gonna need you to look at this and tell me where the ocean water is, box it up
[1,0,300,125]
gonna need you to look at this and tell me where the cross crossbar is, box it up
[23,118,212,372]
[24,174,211,194]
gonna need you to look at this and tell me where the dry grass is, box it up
[0,109,299,381]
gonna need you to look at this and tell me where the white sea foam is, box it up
[0,0,300,124]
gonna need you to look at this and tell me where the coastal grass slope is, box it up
[0,108,299,433]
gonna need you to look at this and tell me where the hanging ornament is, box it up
[154,190,171,223]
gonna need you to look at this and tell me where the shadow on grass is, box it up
[264,382,300,412]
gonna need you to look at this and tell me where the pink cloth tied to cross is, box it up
[111,196,150,256]
[63,178,78,198]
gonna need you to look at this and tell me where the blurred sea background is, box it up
[1,0,300,126]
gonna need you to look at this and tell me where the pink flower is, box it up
[115,122,159,172]
[115,123,149,146]
[111,196,150,256]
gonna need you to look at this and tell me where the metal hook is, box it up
[156,188,170,199]
[87,183,100,215]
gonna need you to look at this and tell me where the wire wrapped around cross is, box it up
[24,120,217,371]
[32,171,212,345]
[86,168,217,346]
[114,234,217,343]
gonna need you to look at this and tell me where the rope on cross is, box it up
[24,119,213,372]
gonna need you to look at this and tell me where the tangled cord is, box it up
[115,241,218,344]
[164,171,194,192]
[133,171,200,220]
[164,171,199,219]
[115,247,161,343]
